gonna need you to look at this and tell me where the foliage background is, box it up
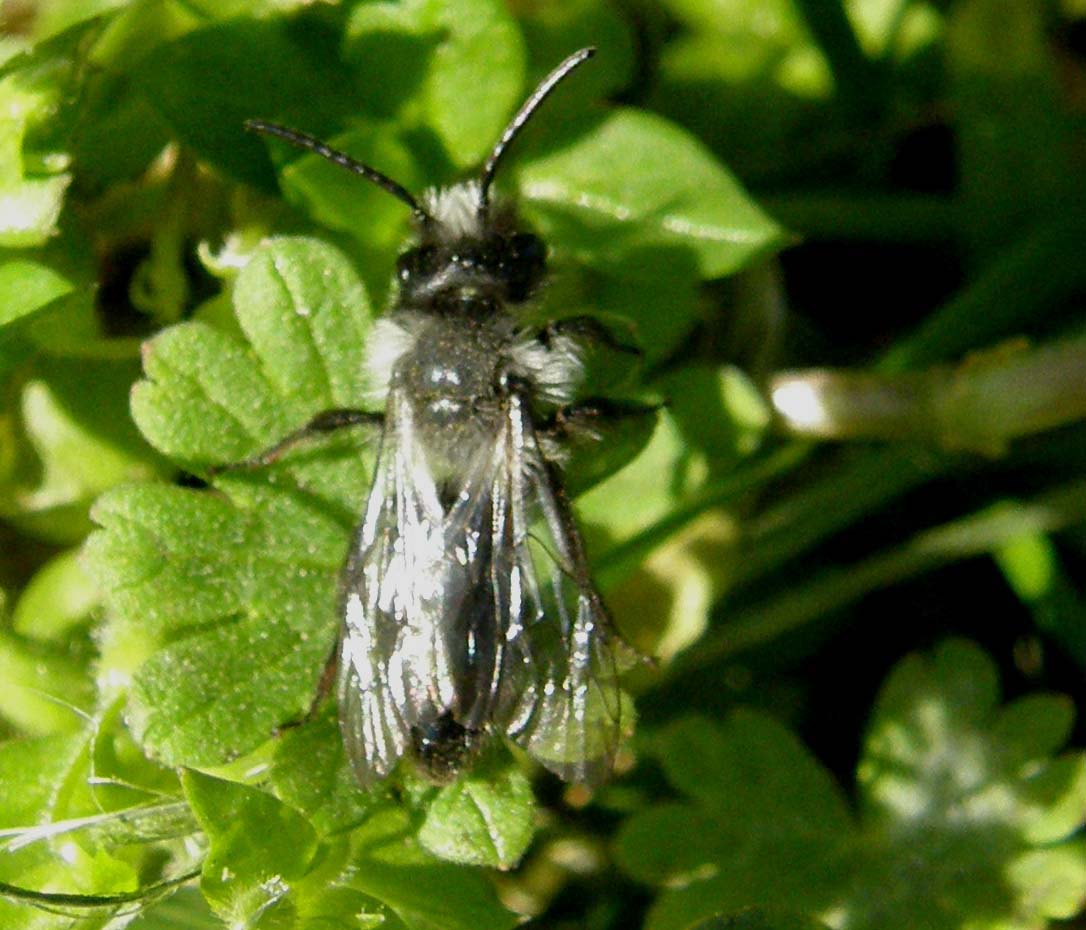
[1,0,1085,929]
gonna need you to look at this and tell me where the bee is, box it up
[242,48,646,786]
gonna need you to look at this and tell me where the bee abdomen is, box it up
[411,713,484,784]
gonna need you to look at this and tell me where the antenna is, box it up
[245,119,431,224]
[478,47,596,211]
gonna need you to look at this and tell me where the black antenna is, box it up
[478,46,596,211]
[245,119,431,224]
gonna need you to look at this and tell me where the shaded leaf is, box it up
[618,641,1086,930]
[518,109,784,281]
[345,0,526,168]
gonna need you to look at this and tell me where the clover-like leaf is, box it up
[270,704,378,839]
[615,710,852,930]
[181,772,519,930]
[617,639,1086,930]
[342,808,518,930]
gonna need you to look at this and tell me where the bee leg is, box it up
[273,640,339,736]
[541,316,641,356]
[210,408,384,473]
[537,398,662,499]
[544,398,661,440]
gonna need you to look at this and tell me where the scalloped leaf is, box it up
[88,238,378,767]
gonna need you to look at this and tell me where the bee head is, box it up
[245,48,593,315]
[393,183,547,313]
[389,47,595,315]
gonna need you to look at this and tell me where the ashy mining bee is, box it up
[243,48,646,785]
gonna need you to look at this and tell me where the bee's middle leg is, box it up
[210,409,384,473]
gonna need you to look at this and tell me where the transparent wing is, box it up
[447,393,637,785]
[337,385,456,786]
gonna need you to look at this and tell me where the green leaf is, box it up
[688,908,832,930]
[662,365,771,472]
[345,0,527,168]
[418,756,536,868]
[24,0,127,45]
[655,713,852,831]
[859,640,1086,846]
[0,629,94,735]
[183,769,319,926]
[86,483,344,765]
[947,0,1073,261]
[0,258,73,328]
[0,27,84,248]
[89,238,380,767]
[517,0,636,105]
[132,237,375,470]
[177,778,518,930]
[270,704,376,838]
[994,532,1086,669]
[0,721,191,930]
[135,18,360,189]
[124,887,224,930]
[86,485,257,638]
[518,109,784,281]
[274,121,425,263]
[618,641,1086,930]
[0,732,89,828]
[0,355,164,543]
[615,711,851,929]
[342,808,518,930]
[13,548,98,642]
[419,0,526,168]
[232,239,374,412]
[129,610,336,768]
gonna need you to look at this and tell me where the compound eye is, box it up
[509,233,546,270]
[397,246,439,284]
[503,233,546,302]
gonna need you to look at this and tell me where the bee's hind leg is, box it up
[210,408,384,474]
[273,639,340,737]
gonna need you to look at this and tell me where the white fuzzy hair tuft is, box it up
[365,316,419,403]
[508,333,585,406]
[422,181,486,240]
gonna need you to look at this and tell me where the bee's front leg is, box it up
[540,316,642,356]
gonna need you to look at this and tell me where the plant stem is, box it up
[667,478,1086,678]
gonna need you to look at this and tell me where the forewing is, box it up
[476,394,637,785]
[337,385,454,786]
